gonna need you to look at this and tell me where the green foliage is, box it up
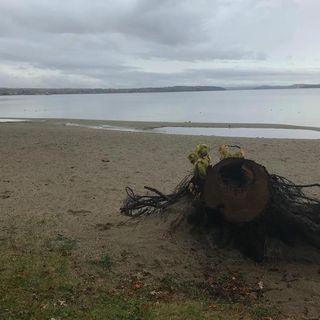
[253,306,272,319]
[91,296,152,320]
[160,273,181,291]
[91,254,113,270]
[47,234,78,255]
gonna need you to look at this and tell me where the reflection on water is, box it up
[0,118,30,122]
[1,89,320,127]
[152,127,320,139]
[66,122,320,139]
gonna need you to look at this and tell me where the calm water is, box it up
[66,122,320,139]
[152,127,320,139]
[0,89,320,127]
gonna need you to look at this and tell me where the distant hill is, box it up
[0,86,226,96]
[247,84,320,90]
[2,84,320,96]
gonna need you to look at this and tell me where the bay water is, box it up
[0,89,319,127]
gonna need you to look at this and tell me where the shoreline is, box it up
[1,117,320,132]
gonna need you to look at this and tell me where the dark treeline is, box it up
[2,84,320,96]
[0,86,226,96]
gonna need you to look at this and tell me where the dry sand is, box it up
[0,119,320,318]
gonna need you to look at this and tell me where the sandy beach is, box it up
[1,119,320,319]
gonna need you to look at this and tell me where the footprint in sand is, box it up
[95,223,114,231]
[0,191,13,199]
[67,209,92,216]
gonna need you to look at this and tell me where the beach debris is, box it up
[132,281,144,289]
[120,144,320,261]
[121,174,192,217]
[218,144,245,160]
[188,144,211,181]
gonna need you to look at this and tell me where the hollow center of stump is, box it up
[219,162,253,187]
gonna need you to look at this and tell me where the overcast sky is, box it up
[0,0,320,88]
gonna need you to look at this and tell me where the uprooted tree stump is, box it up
[199,158,270,261]
[121,157,320,262]
[203,158,270,223]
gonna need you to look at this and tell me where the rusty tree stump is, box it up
[203,158,270,223]
[121,155,320,261]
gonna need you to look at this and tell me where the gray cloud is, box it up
[0,0,319,87]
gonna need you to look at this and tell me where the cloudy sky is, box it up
[0,0,320,88]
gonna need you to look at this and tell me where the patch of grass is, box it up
[253,305,273,319]
[91,254,113,270]
[152,301,216,320]
[91,296,153,320]
[158,275,205,298]
[0,249,152,320]
[0,246,279,320]
[150,300,274,320]
[0,250,80,319]
[47,234,78,255]
[160,273,181,291]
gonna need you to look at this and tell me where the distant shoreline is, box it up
[0,85,225,96]
[1,84,320,96]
